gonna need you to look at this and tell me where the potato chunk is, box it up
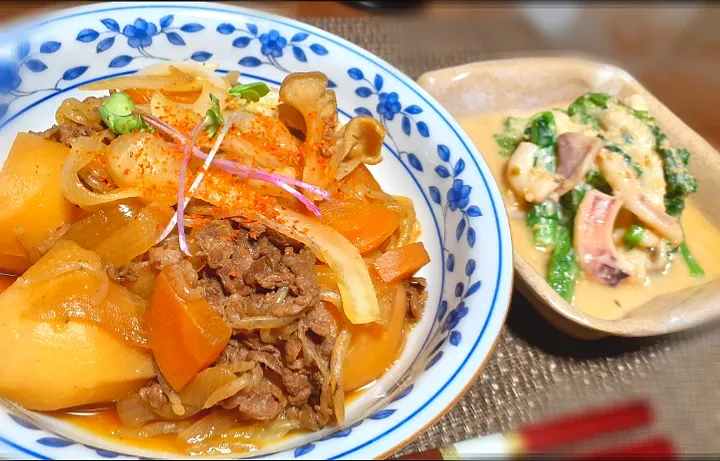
[0,241,155,411]
[0,133,81,273]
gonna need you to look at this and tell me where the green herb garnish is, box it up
[205,93,224,138]
[99,91,148,135]
[229,82,270,102]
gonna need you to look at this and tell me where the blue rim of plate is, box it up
[0,2,513,459]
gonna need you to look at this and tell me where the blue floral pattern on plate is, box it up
[215,22,334,86]
[0,3,512,460]
[74,15,206,68]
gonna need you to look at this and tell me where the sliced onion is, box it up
[228,314,301,330]
[203,372,253,409]
[142,62,227,90]
[276,322,299,341]
[224,361,256,374]
[29,281,149,348]
[93,202,174,268]
[319,289,342,308]
[61,137,142,208]
[163,262,204,302]
[61,200,143,250]
[117,420,194,438]
[116,394,157,427]
[254,417,302,442]
[259,329,277,344]
[106,132,182,195]
[80,63,224,92]
[179,366,236,410]
[177,410,238,446]
[390,195,418,249]
[17,260,108,302]
[184,440,258,456]
[17,240,109,307]
[330,329,351,424]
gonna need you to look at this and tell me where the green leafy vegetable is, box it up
[623,225,647,250]
[527,201,560,250]
[567,92,612,127]
[630,111,702,277]
[651,125,697,216]
[204,93,224,138]
[529,112,557,149]
[547,225,580,302]
[679,240,705,278]
[528,112,557,173]
[99,91,148,135]
[493,116,527,157]
[229,82,270,102]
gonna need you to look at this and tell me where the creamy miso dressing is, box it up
[459,110,720,320]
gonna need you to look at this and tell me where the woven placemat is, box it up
[303,16,720,457]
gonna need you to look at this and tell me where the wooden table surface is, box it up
[2,2,718,148]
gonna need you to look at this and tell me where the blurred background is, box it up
[2,1,718,148]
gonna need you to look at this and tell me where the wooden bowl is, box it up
[418,55,720,338]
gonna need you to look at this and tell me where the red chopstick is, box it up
[394,400,655,460]
[521,400,653,453]
[570,436,677,460]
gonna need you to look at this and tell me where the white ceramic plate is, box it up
[0,2,512,459]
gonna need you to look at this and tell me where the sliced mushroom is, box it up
[574,189,636,287]
[554,132,603,196]
[278,72,338,189]
[278,72,337,150]
[597,149,683,246]
[331,116,386,180]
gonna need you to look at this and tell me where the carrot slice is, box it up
[146,269,231,391]
[319,196,400,254]
[342,273,406,392]
[373,242,430,283]
[125,88,202,105]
